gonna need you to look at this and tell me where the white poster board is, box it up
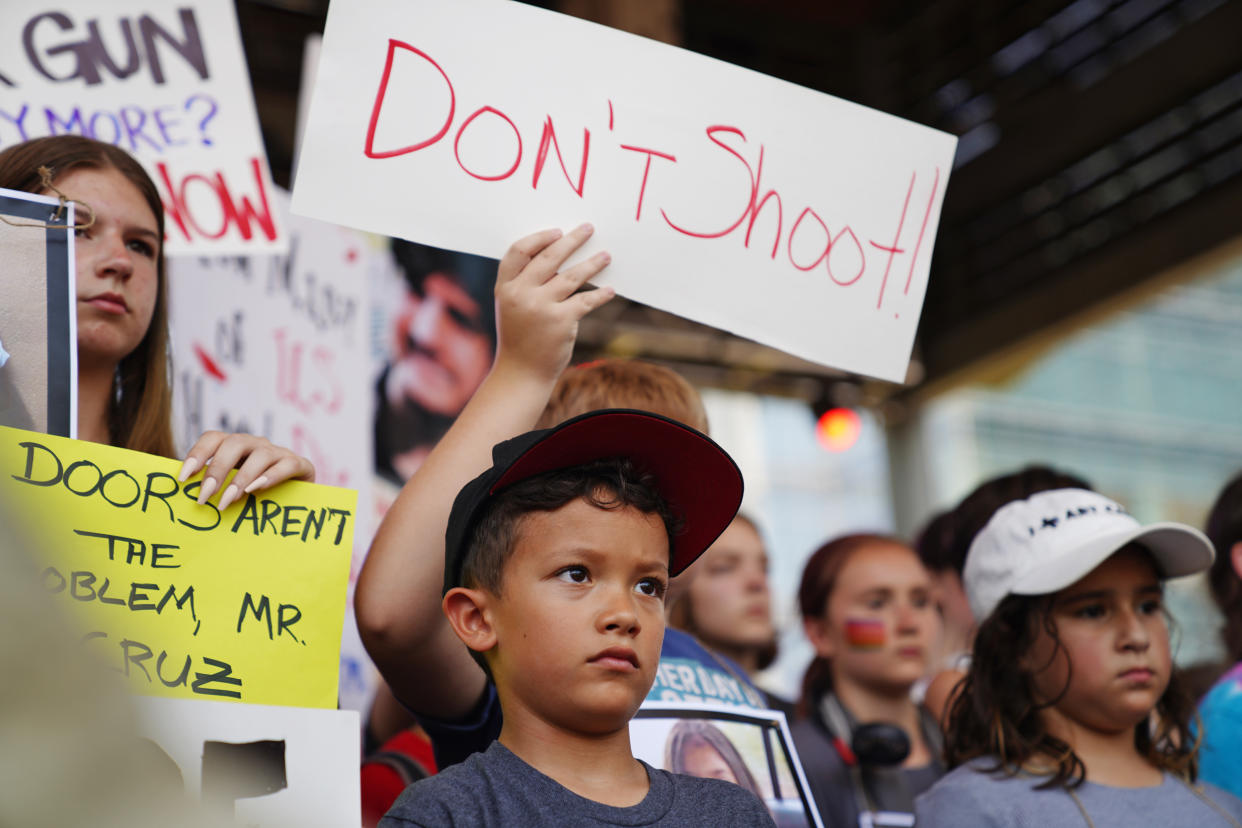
[167,187,378,710]
[293,0,957,381]
[0,0,286,254]
[135,696,360,828]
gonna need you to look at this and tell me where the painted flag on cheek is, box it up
[844,618,887,650]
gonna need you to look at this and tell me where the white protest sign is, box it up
[167,187,377,708]
[135,696,360,828]
[0,0,285,254]
[293,0,957,381]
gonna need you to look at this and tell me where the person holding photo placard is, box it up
[0,136,314,501]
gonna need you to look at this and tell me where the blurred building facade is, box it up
[708,240,1242,696]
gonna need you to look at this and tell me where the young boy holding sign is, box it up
[379,408,773,824]
[356,224,773,762]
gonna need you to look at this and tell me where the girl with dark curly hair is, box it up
[916,488,1242,827]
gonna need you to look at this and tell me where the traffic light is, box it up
[816,407,861,453]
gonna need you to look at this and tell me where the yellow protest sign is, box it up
[0,425,354,709]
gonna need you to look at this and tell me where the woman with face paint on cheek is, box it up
[789,533,946,828]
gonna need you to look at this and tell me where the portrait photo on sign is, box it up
[371,240,497,486]
[630,703,823,828]
[0,188,76,438]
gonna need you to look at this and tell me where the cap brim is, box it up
[491,409,743,576]
[1012,522,1214,596]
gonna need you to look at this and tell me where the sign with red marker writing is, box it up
[0,0,286,254]
[293,0,957,381]
[166,186,379,711]
[167,188,371,506]
[0,424,355,708]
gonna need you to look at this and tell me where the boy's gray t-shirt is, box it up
[379,741,777,827]
[915,760,1242,827]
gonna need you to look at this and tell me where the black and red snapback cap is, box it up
[443,408,744,594]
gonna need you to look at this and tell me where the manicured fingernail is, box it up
[178,457,199,482]
[579,222,594,233]
[243,475,269,494]
[217,484,239,512]
[197,477,218,505]
[597,251,611,264]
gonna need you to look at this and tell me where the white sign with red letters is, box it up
[293,0,957,380]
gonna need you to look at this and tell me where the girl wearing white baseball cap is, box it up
[915,488,1242,827]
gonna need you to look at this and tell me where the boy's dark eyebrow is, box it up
[546,546,609,565]
[632,553,671,576]
[545,545,669,573]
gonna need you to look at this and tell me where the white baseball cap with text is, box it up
[964,488,1214,621]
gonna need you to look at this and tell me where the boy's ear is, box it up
[1231,542,1242,582]
[443,587,498,655]
[803,616,835,659]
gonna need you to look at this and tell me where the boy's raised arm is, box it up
[355,225,614,718]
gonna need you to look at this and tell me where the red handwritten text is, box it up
[156,157,278,244]
[361,40,941,311]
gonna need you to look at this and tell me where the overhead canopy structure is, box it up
[239,0,1242,407]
